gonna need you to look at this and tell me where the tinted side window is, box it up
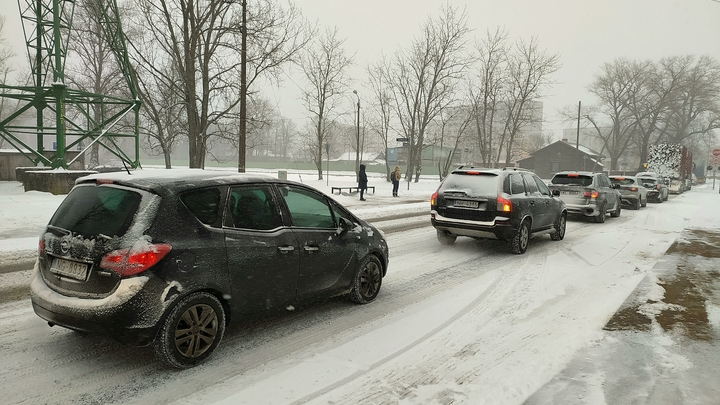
[522,173,540,195]
[534,176,551,196]
[510,174,526,195]
[280,186,335,228]
[181,188,221,227]
[49,185,141,237]
[226,185,283,230]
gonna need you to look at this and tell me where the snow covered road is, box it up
[1,179,719,404]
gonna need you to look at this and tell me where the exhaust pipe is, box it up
[48,322,55,327]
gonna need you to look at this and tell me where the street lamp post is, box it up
[353,90,360,181]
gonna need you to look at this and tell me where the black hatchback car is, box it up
[430,167,567,254]
[30,170,389,368]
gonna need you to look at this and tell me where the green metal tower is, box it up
[0,0,140,169]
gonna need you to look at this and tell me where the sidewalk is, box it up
[525,186,720,404]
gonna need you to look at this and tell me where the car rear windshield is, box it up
[637,177,658,185]
[440,172,499,196]
[550,174,593,187]
[49,185,141,237]
[610,178,635,186]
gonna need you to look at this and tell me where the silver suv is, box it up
[547,171,622,223]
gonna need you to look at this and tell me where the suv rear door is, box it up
[521,172,553,229]
[597,174,619,209]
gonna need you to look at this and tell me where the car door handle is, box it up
[304,245,320,252]
[277,246,295,253]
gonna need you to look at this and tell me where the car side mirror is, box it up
[552,189,560,197]
[337,217,353,234]
[613,184,621,189]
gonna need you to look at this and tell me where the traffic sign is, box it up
[713,148,720,156]
[396,137,408,142]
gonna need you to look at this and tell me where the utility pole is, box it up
[237,0,247,173]
[576,101,581,150]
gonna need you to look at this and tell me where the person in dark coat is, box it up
[391,165,401,197]
[358,164,368,201]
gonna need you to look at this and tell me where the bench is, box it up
[330,186,375,195]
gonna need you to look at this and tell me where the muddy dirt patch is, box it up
[666,229,720,258]
[605,229,720,340]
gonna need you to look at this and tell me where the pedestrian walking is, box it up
[392,165,401,197]
[358,164,368,201]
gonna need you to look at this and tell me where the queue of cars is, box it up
[430,167,673,254]
[29,166,673,369]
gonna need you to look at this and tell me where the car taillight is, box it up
[430,190,438,206]
[497,196,512,212]
[630,187,638,192]
[101,243,172,277]
[38,238,45,256]
[656,184,661,190]
[583,190,599,198]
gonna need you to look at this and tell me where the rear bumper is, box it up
[564,203,600,217]
[30,269,168,346]
[430,211,515,240]
[619,196,640,206]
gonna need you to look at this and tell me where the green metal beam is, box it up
[0,0,141,169]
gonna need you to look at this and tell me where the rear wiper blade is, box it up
[46,225,71,236]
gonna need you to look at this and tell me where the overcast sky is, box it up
[4,0,720,139]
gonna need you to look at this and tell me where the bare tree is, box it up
[433,103,473,180]
[300,27,353,180]
[468,28,508,167]
[130,0,242,168]
[624,57,680,171]
[386,4,472,182]
[497,37,560,165]
[367,57,395,180]
[271,116,298,159]
[522,130,554,154]
[214,95,277,160]
[134,61,186,168]
[663,55,720,145]
[587,58,644,170]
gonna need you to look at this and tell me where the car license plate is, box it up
[454,200,479,208]
[562,190,579,195]
[50,258,89,281]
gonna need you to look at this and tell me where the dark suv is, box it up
[30,170,389,368]
[547,171,622,223]
[430,167,567,254]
